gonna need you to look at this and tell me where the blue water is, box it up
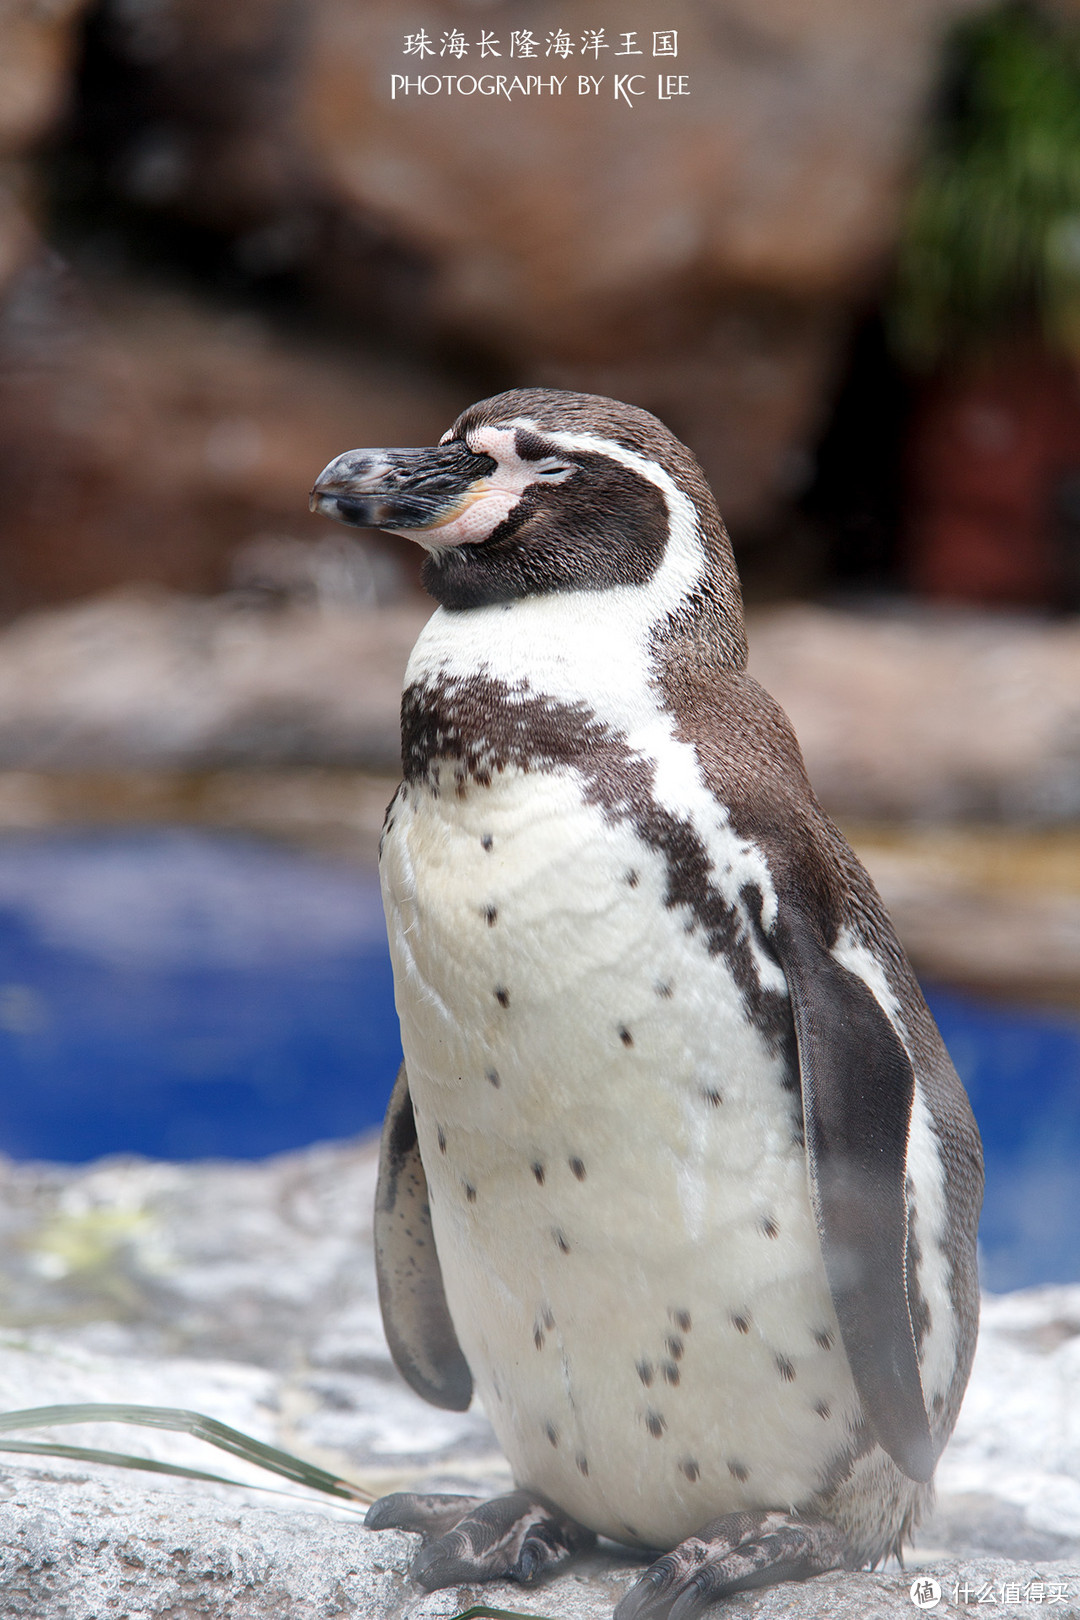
[924,988,1080,1292]
[0,828,1075,1291]
[0,829,401,1161]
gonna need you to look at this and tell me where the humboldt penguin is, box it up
[309,389,983,1613]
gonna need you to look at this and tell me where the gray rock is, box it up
[0,1142,1079,1615]
[747,605,1080,824]
[2,1473,1079,1618]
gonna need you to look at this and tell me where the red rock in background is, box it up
[0,0,90,290]
[905,346,1080,607]
[14,0,1066,615]
[0,268,456,618]
[234,0,986,529]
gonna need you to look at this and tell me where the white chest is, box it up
[380,761,862,1547]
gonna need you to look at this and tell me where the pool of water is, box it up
[0,829,401,1161]
[0,828,1074,1292]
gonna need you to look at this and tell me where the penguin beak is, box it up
[309,443,497,534]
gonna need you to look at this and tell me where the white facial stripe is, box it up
[533,425,706,610]
[395,422,572,549]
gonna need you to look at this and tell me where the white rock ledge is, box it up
[0,1141,1077,1617]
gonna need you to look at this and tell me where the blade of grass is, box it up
[0,1403,373,1504]
[0,1438,367,1512]
[447,1608,557,1620]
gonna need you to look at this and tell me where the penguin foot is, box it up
[613,1511,850,1620]
[366,1488,596,1590]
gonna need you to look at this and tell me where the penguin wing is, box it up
[771,901,934,1484]
[374,1062,473,1411]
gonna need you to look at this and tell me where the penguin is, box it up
[309,389,983,1614]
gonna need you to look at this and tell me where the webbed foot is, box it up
[613,1511,849,1619]
[366,1489,596,1590]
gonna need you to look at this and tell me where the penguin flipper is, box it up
[374,1062,473,1411]
[771,904,934,1485]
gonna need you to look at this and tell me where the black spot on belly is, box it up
[702,1088,723,1108]
[813,1329,834,1351]
[532,1161,545,1185]
[625,870,640,888]
[731,1313,751,1334]
[437,1127,447,1154]
[645,1409,666,1438]
[619,1026,634,1048]
[553,1228,570,1254]
[534,1322,545,1350]
[576,1454,590,1477]
[486,1067,501,1087]
[665,1336,684,1361]
[728,1461,749,1483]
[761,1216,779,1239]
[932,1392,945,1416]
[775,1354,796,1381]
[481,834,493,851]
[655,981,673,999]
[814,1401,831,1420]
[670,1309,692,1333]
[484,905,498,926]
[662,1361,680,1386]
[495,986,510,1007]
[464,1183,477,1204]
[542,1306,555,1329]
[636,1359,654,1387]
[569,1157,586,1181]
[545,1422,559,1447]
[679,1458,700,1483]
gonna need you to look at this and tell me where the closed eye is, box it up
[533,462,573,480]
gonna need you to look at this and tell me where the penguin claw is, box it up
[613,1512,850,1620]
[365,1492,483,1537]
[366,1488,595,1592]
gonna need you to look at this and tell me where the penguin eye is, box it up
[532,461,573,481]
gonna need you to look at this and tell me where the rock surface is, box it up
[0,596,1077,998]
[11,0,998,546]
[296,0,985,528]
[0,588,427,770]
[0,265,455,617]
[0,1141,1078,1615]
[747,604,1080,823]
[0,0,91,299]
[0,594,1078,817]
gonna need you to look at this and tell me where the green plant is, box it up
[0,1408,556,1619]
[0,1402,372,1507]
[892,3,1080,367]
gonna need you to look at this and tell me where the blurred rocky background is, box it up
[1,0,1080,996]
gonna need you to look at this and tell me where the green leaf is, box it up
[890,5,1080,366]
[447,1608,558,1620]
[0,1403,373,1505]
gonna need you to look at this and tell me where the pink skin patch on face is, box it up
[391,424,570,549]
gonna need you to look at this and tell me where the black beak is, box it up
[309,442,497,531]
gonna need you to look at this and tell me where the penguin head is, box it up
[311,388,745,657]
